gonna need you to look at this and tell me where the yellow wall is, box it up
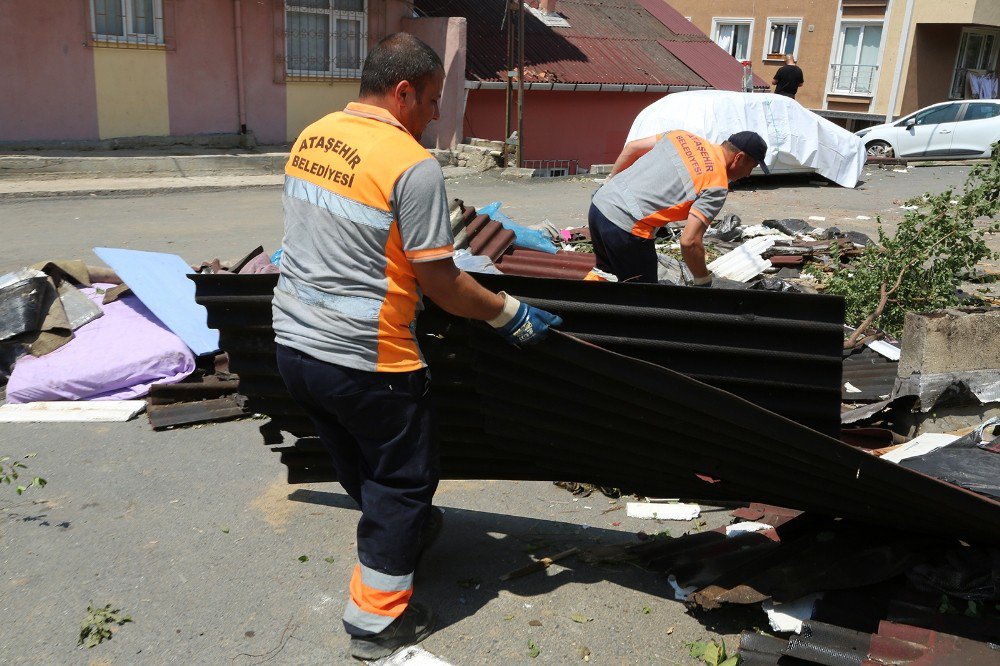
[93,48,169,139]
[286,81,360,141]
[873,0,911,118]
[668,0,840,110]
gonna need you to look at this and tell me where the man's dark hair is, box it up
[359,33,444,97]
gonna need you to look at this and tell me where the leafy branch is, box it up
[827,144,1000,337]
[1,453,47,496]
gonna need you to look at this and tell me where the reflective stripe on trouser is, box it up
[344,563,414,634]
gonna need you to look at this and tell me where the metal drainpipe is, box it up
[885,0,916,123]
[233,0,248,136]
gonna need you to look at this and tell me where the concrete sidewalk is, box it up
[0,151,481,198]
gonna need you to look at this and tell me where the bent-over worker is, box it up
[272,33,561,661]
[589,130,768,286]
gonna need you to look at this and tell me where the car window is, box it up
[914,104,959,125]
[963,103,1000,121]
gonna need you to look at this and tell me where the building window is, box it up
[764,18,801,61]
[90,0,163,46]
[830,23,883,95]
[711,18,754,61]
[950,28,1000,99]
[285,0,367,79]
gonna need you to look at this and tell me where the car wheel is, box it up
[866,140,894,159]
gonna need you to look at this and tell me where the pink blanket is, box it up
[6,285,195,403]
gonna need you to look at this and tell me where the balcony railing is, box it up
[829,63,879,95]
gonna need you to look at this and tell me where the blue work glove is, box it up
[488,292,562,346]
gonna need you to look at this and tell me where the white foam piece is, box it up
[0,401,146,422]
[626,502,701,520]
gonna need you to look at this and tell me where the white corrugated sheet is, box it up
[708,237,774,282]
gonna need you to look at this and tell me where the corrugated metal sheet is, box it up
[416,0,710,87]
[842,346,898,402]
[192,271,1000,545]
[660,39,770,90]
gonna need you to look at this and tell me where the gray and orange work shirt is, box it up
[272,102,454,373]
[594,130,730,239]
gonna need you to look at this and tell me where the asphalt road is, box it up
[1,419,751,665]
[0,163,990,275]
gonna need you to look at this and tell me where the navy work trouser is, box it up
[276,344,439,635]
[587,202,658,283]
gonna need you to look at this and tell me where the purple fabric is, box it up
[6,284,195,403]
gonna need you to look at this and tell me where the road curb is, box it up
[0,153,289,180]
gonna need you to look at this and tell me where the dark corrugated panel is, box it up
[842,347,898,402]
[660,39,771,90]
[192,272,847,434]
[194,273,1000,544]
[416,0,710,87]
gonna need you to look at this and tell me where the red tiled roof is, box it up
[634,0,703,36]
[416,0,713,87]
[659,40,770,90]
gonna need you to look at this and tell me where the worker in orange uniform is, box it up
[589,131,769,285]
[272,33,561,660]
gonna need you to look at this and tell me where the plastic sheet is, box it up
[0,273,48,342]
[626,91,867,188]
[477,202,557,254]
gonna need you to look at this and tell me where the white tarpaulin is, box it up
[625,91,867,188]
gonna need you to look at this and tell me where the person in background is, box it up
[590,131,769,286]
[272,32,561,661]
[772,54,804,99]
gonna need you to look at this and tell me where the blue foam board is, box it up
[94,247,220,356]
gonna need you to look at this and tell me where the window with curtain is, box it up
[713,20,752,61]
[831,24,882,95]
[286,0,367,78]
[91,0,163,44]
[765,19,800,60]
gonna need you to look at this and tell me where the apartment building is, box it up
[668,0,1000,128]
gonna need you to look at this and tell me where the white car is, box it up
[857,100,1000,159]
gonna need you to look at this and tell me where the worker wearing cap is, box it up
[589,131,768,285]
[272,33,561,661]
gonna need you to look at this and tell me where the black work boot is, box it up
[349,602,435,661]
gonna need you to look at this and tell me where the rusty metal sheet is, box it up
[147,396,247,430]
